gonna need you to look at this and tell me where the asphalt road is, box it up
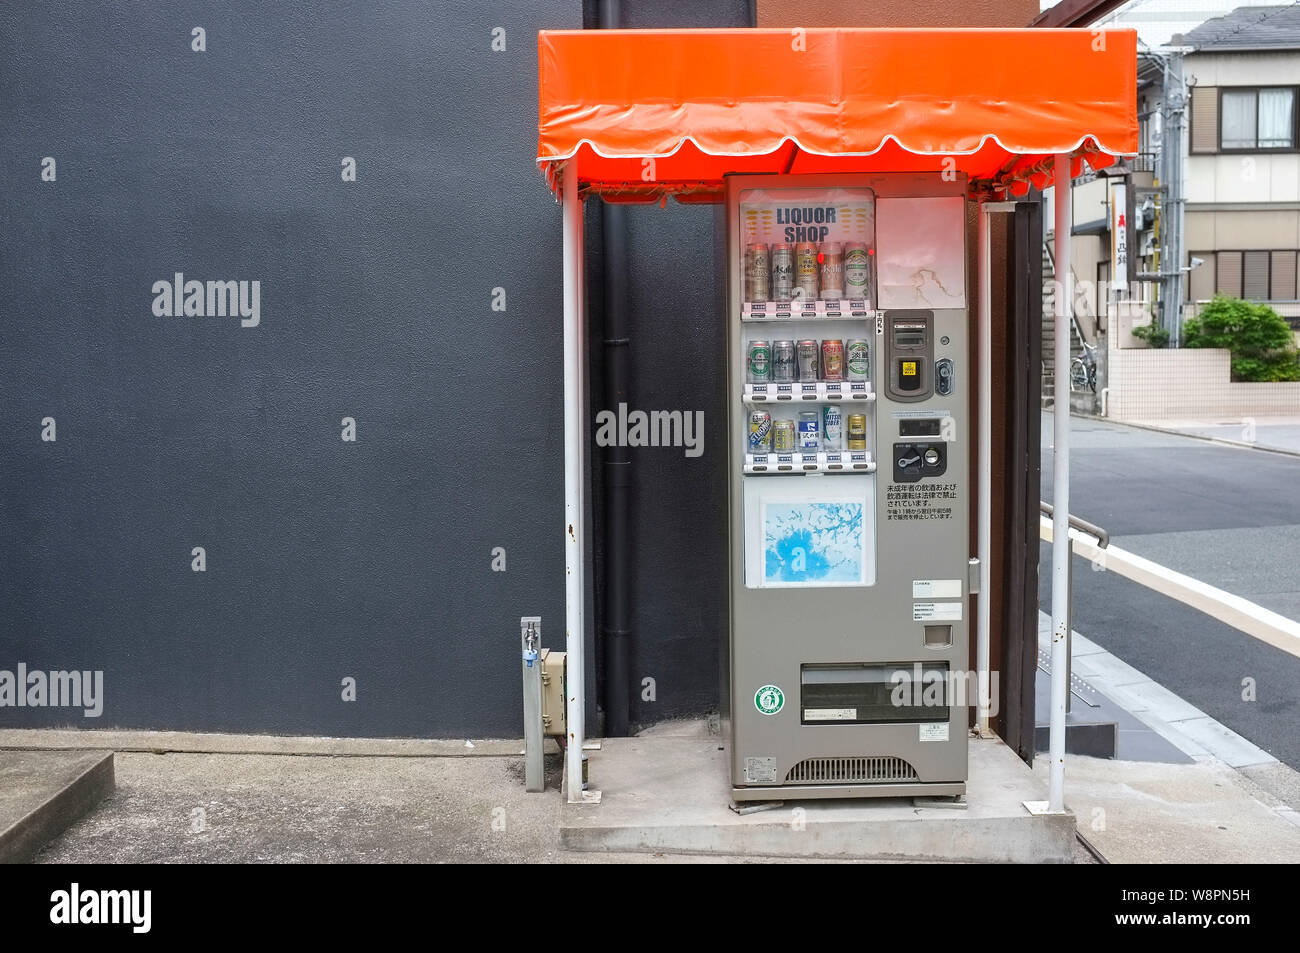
[1039,414,1300,770]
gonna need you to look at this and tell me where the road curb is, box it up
[0,750,115,863]
[1068,411,1300,459]
[0,728,563,759]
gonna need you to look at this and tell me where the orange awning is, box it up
[537,28,1138,201]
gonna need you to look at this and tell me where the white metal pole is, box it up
[976,202,993,736]
[1049,154,1072,813]
[561,160,586,803]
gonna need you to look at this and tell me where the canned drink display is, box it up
[747,340,771,383]
[773,419,796,452]
[846,339,871,381]
[796,340,820,381]
[770,243,794,302]
[797,411,820,452]
[847,414,867,450]
[844,242,871,300]
[744,243,769,302]
[821,339,844,381]
[772,340,796,383]
[818,242,844,299]
[748,410,772,453]
[822,405,843,451]
[794,242,819,301]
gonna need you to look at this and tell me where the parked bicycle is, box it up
[1069,341,1097,394]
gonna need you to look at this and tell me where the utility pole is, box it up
[1158,50,1188,345]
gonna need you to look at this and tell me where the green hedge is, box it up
[1182,296,1300,382]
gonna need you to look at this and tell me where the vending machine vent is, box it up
[785,756,917,785]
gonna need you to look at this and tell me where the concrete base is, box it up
[1070,391,1099,415]
[561,735,1075,862]
[0,750,114,863]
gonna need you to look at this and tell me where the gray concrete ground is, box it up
[36,750,566,864]
[1041,413,1300,768]
[42,745,1018,864]
[1033,754,1300,863]
[21,723,1296,863]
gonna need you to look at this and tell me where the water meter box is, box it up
[725,173,970,800]
[539,649,567,738]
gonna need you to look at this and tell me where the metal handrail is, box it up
[1038,502,1110,717]
[1040,502,1109,549]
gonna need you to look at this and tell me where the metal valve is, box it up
[523,619,539,667]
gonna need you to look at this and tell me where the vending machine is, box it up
[725,172,972,801]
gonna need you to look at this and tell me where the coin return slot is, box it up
[924,625,952,648]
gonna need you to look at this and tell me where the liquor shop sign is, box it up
[775,206,837,243]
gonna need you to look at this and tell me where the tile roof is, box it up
[1177,4,1300,51]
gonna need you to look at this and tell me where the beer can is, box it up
[770,243,794,302]
[847,414,867,450]
[796,340,820,381]
[744,242,769,302]
[794,242,818,302]
[821,339,844,381]
[846,339,871,381]
[822,404,843,451]
[748,410,772,453]
[797,411,820,452]
[747,340,771,383]
[818,242,844,300]
[773,419,796,452]
[772,340,796,383]
[844,242,871,300]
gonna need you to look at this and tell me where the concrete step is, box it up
[1034,722,1116,758]
[0,750,114,863]
[562,735,1076,862]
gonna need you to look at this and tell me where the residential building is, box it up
[1180,4,1300,327]
[1073,5,1300,336]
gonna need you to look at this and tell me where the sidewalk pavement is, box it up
[1035,613,1300,863]
[1117,416,1300,457]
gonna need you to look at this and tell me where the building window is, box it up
[1220,88,1297,150]
[1201,250,1300,301]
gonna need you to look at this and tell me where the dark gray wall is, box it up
[1,0,749,739]
[0,1,580,737]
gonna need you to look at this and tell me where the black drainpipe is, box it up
[597,0,631,737]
